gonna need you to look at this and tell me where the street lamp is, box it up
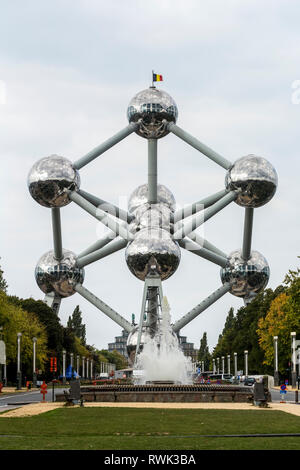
[273,336,279,386]
[82,356,85,379]
[32,337,37,387]
[244,350,248,377]
[221,356,225,375]
[227,354,231,375]
[234,352,237,377]
[212,358,216,374]
[16,332,22,390]
[62,350,66,385]
[217,357,220,374]
[291,332,297,388]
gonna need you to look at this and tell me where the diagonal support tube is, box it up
[77,238,127,268]
[179,239,228,268]
[173,190,237,240]
[68,190,133,241]
[172,283,231,333]
[241,208,254,261]
[74,284,133,333]
[77,232,117,259]
[78,189,132,223]
[73,122,139,170]
[187,232,227,259]
[173,189,228,223]
[51,208,63,261]
[167,122,232,170]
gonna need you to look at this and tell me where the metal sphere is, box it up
[35,249,84,297]
[128,184,176,215]
[28,155,80,208]
[220,249,270,298]
[127,87,178,139]
[125,228,181,281]
[129,204,173,234]
[225,154,278,208]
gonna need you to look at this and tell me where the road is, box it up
[0,387,69,412]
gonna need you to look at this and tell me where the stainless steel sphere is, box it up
[35,249,84,297]
[125,228,181,281]
[220,249,270,298]
[129,204,173,234]
[128,184,176,215]
[28,155,80,208]
[127,87,178,139]
[225,154,278,208]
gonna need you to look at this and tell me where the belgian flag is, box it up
[153,73,163,82]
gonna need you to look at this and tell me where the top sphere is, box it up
[225,154,278,208]
[28,155,80,208]
[127,87,178,139]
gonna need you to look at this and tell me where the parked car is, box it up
[244,377,256,386]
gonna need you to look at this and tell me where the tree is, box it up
[197,332,211,370]
[0,259,8,293]
[67,305,86,345]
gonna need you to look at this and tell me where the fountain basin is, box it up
[56,383,254,403]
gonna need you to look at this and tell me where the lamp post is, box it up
[217,357,220,374]
[86,358,90,379]
[227,354,231,375]
[32,337,37,387]
[291,332,297,388]
[221,356,225,374]
[62,350,66,385]
[70,353,74,379]
[91,359,93,379]
[77,355,80,377]
[273,336,279,386]
[244,350,248,378]
[16,332,22,390]
[212,358,216,374]
[82,356,85,379]
[234,352,237,377]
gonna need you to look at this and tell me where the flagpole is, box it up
[152,70,154,88]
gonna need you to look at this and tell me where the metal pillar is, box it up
[86,358,90,379]
[179,239,227,268]
[44,291,62,315]
[73,122,139,170]
[274,336,279,386]
[51,208,63,261]
[82,357,85,379]
[77,355,80,377]
[217,358,220,374]
[148,139,157,203]
[173,189,228,223]
[291,332,297,388]
[242,208,254,261]
[78,189,132,223]
[212,358,216,374]
[16,332,22,390]
[32,337,37,387]
[221,356,225,374]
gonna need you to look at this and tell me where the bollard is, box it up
[295,390,298,403]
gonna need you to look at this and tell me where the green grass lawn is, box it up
[0,407,300,450]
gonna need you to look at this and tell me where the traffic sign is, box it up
[280,384,286,391]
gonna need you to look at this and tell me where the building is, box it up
[108,329,198,362]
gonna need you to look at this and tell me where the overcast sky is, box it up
[0,0,299,352]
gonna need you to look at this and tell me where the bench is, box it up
[63,380,84,406]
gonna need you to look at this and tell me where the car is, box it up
[244,377,256,386]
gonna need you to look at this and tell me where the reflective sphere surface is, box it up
[125,228,181,281]
[127,87,178,138]
[129,204,173,234]
[128,184,176,214]
[28,155,80,208]
[35,249,84,297]
[225,154,277,208]
[220,249,269,297]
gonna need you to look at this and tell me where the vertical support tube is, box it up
[148,139,157,204]
[51,208,63,261]
[242,208,254,261]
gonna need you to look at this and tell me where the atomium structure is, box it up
[28,85,278,366]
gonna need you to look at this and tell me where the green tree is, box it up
[67,305,86,345]
[197,332,211,370]
[0,259,8,293]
